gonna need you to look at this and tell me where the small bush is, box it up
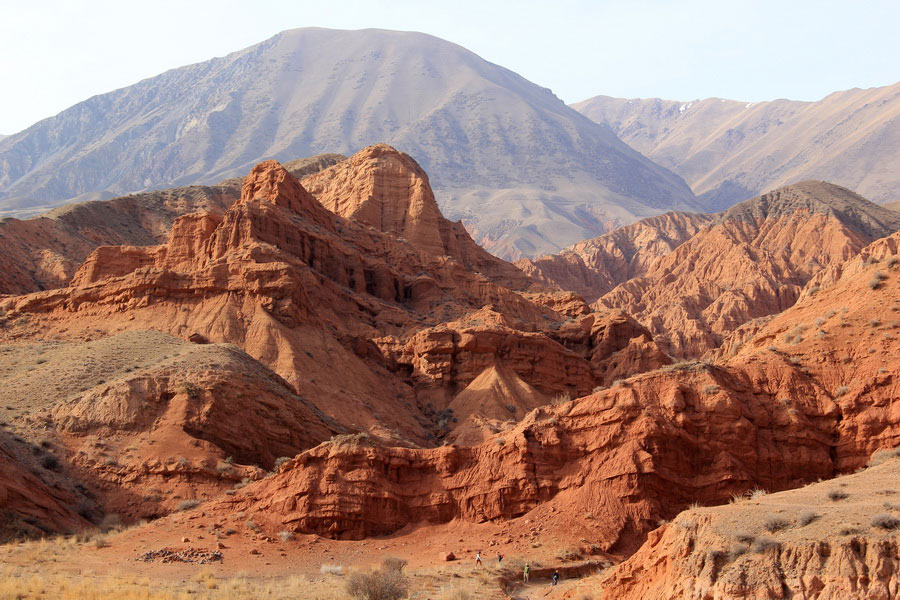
[869,279,883,290]
[889,257,900,268]
[278,530,293,542]
[749,488,767,500]
[763,514,790,533]
[347,568,407,600]
[381,557,408,573]
[551,392,572,405]
[703,385,720,395]
[99,513,122,532]
[92,535,110,549]
[751,536,778,553]
[273,456,292,469]
[178,499,200,511]
[246,520,260,532]
[828,489,849,501]
[834,386,850,398]
[179,381,201,399]
[734,532,755,544]
[797,510,819,526]
[40,453,60,470]
[871,513,900,530]
[321,564,344,575]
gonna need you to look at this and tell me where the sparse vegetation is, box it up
[178,499,200,511]
[381,557,408,573]
[749,488,767,500]
[551,392,572,405]
[828,489,849,501]
[346,565,408,600]
[39,453,60,470]
[871,513,900,530]
[320,564,344,575]
[834,385,850,398]
[763,514,790,533]
[797,510,819,526]
[751,536,778,553]
[179,381,201,399]
[277,530,293,542]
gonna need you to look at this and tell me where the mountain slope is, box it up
[573,82,900,210]
[0,27,698,258]
[598,181,900,356]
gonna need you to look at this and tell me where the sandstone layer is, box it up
[598,456,900,600]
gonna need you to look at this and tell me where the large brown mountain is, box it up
[0,28,698,259]
[574,82,900,210]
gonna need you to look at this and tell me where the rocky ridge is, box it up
[574,82,900,210]
[0,154,345,295]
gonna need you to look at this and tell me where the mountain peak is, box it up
[720,180,900,238]
[0,27,696,257]
[240,159,333,229]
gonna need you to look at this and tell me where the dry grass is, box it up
[0,569,348,599]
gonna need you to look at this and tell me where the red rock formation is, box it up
[517,211,711,302]
[206,357,842,552]
[0,432,88,538]
[304,145,529,290]
[0,159,561,448]
[598,458,900,600]
[0,154,344,295]
[597,182,900,356]
[723,246,900,471]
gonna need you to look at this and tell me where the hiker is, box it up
[497,552,503,565]
[552,570,559,586]
[523,563,530,582]
[474,550,482,568]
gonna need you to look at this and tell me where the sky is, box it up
[0,0,897,134]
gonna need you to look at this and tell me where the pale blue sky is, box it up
[1,0,897,134]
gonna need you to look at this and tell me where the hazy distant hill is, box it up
[573,82,900,211]
[0,28,698,259]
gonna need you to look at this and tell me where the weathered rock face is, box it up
[597,182,900,357]
[598,457,900,600]
[0,330,337,520]
[0,156,571,449]
[304,145,530,290]
[517,211,712,302]
[0,154,344,295]
[211,357,844,551]
[0,432,88,539]
[723,246,900,472]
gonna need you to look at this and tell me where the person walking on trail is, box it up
[497,552,503,565]
[474,551,482,568]
[552,570,559,586]
[523,563,530,582]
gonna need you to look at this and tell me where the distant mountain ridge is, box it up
[573,82,900,211]
[0,27,699,259]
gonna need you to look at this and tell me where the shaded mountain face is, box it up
[573,82,900,210]
[0,27,698,258]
